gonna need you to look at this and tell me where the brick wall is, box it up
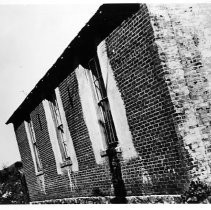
[14,71,113,202]
[14,122,44,201]
[58,71,112,197]
[148,4,211,184]
[14,103,82,201]
[29,103,74,200]
[13,3,211,201]
[14,104,73,201]
[105,4,190,195]
[58,73,96,170]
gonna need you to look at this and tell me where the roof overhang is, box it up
[6,4,140,125]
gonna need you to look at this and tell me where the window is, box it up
[48,92,70,161]
[27,119,42,172]
[87,56,118,147]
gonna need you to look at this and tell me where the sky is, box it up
[0,1,102,168]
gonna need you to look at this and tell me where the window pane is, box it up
[34,144,42,171]
[93,79,102,102]
[88,56,118,146]
[29,121,36,143]
[28,120,42,172]
[50,93,70,160]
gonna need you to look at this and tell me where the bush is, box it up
[182,179,211,203]
[0,162,30,204]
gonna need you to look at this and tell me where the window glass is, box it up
[88,57,118,146]
[28,120,42,172]
[49,92,70,160]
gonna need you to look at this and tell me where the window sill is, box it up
[116,146,122,153]
[100,146,122,157]
[60,160,72,168]
[100,149,107,157]
[36,170,44,176]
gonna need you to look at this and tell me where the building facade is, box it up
[6,4,211,203]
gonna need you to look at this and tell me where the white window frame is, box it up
[87,56,118,147]
[48,92,70,162]
[25,119,43,174]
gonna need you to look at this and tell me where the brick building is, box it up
[6,4,211,203]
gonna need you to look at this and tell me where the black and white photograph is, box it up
[0,0,211,205]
